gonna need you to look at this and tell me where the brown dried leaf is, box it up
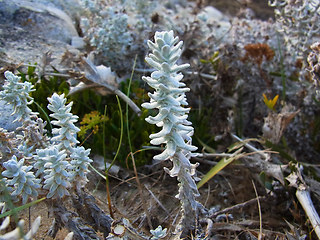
[263,105,300,144]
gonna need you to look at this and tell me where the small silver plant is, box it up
[47,93,80,152]
[0,213,41,240]
[0,71,35,122]
[2,155,41,204]
[70,146,92,188]
[142,30,200,235]
[150,225,167,239]
[42,145,71,199]
[0,71,49,159]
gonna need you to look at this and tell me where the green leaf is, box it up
[197,148,245,189]
[195,136,215,153]
[0,197,46,219]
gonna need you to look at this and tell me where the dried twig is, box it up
[47,200,100,240]
[287,166,320,239]
[199,218,214,238]
[210,196,267,218]
[144,184,170,216]
[296,190,320,238]
[231,133,269,160]
[72,188,113,238]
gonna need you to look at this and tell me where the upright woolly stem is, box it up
[142,30,200,235]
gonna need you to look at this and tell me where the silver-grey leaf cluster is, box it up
[42,145,71,199]
[0,72,93,203]
[79,2,135,73]
[70,146,92,186]
[142,30,200,233]
[47,93,80,151]
[0,214,41,240]
[2,155,41,204]
[150,225,167,239]
[0,71,35,122]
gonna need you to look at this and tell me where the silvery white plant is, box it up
[41,145,72,199]
[150,225,167,239]
[2,155,41,204]
[0,72,49,160]
[0,213,41,240]
[47,93,80,152]
[70,146,92,187]
[269,0,320,59]
[142,30,200,234]
[79,1,135,73]
[33,148,49,177]
[0,71,36,122]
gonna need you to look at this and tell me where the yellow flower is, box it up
[263,93,279,111]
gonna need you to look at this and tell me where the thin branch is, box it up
[144,184,170,216]
[296,189,320,238]
[199,218,214,238]
[231,133,269,160]
[197,153,233,158]
[210,196,267,218]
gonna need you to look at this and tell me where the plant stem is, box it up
[105,96,124,217]
[126,55,137,155]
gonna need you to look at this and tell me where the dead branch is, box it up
[72,188,113,239]
[287,166,320,239]
[210,196,267,219]
[46,200,100,240]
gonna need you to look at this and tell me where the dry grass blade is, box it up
[131,152,153,230]
[144,184,170,216]
[252,180,263,240]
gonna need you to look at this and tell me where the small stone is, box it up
[71,37,85,49]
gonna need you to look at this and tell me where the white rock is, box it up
[72,37,85,49]
[0,101,21,131]
[198,6,226,22]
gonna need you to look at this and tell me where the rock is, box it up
[0,101,21,131]
[0,0,83,74]
[199,6,226,21]
[71,36,85,49]
[0,0,79,44]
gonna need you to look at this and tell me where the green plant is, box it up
[79,111,109,140]
[75,80,156,167]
